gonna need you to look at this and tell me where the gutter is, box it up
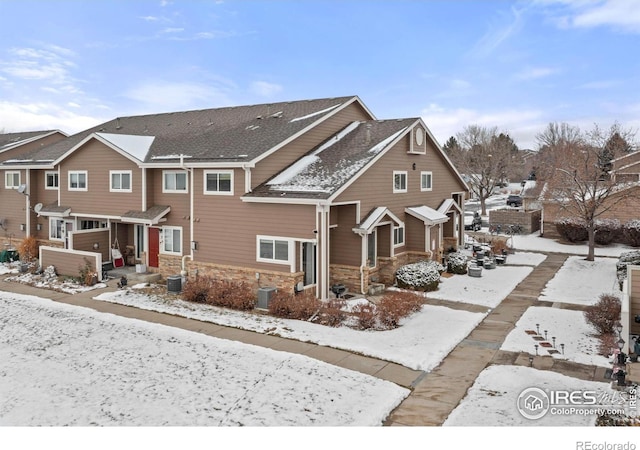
[180,154,194,276]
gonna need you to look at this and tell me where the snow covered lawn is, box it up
[443,365,615,426]
[501,306,610,367]
[0,292,408,426]
[538,256,620,305]
[425,266,533,308]
[94,288,485,372]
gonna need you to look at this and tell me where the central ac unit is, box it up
[257,287,277,309]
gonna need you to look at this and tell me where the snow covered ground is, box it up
[0,292,407,426]
[539,256,621,305]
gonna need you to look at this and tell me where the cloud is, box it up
[471,6,525,57]
[122,80,235,112]
[0,46,79,89]
[516,66,559,80]
[250,81,283,97]
[0,100,105,134]
[420,103,544,149]
[539,0,640,33]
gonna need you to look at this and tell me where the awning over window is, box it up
[352,206,404,234]
[35,203,71,217]
[405,205,449,225]
[121,205,170,225]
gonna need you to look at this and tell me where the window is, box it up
[68,171,87,191]
[79,220,107,230]
[161,226,182,255]
[393,226,405,247]
[257,237,290,263]
[45,171,59,190]
[163,171,188,193]
[393,171,407,193]
[5,171,20,189]
[204,170,233,195]
[49,218,64,240]
[110,171,132,192]
[421,171,433,191]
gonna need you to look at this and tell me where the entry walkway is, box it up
[0,252,615,426]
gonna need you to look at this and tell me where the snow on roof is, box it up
[368,127,407,154]
[356,207,403,233]
[150,154,193,160]
[95,133,155,162]
[267,121,361,188]
[289,103,342,123]
[405,206,449,224]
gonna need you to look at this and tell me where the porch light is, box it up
[36,223,42,231]
[191,241,198,251]
[19,224,25,231]
[93,242,99,250]
[615,321,623,334]
[617,338,625,350]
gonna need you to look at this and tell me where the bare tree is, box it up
[539,122,638,261]
[445,125,514,215]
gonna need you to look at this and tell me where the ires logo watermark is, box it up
[516,386,637,420]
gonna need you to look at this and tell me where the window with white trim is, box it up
[163,171,188,193]
[161,226,182,255]
[421,171,433,191]
[110,170,132,192]
[5,171,20,189]
[393,226,405,247]
[204,170,233,195]
[49,218,64,240]
[45,171,58,190]
[79,219,108,230]
[68,171,87,191]
[393,171,407,193]
[257,236,290,263]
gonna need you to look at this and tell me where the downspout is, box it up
[180,154,194,277]
[25,169,31,237]
[353,229,367,295]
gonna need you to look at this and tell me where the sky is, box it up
[0,0,639,150]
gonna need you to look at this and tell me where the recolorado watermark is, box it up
[516,386,637,420]
[575,442,636,450]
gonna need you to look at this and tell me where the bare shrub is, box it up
[555,217,588,243]
[209,279,255,310]
[18,235,39,262]
[622,219,640,247]
[597,332,617,357]
[317,299,347,327]
[594,219,621,246]
[584,293,621,335]
[182,276,213,303]
[376,291,424,329]
[268,290,321,320]
[351,302,377,330]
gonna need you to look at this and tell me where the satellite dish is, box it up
[34,203,43,214]
[17,184,27,194]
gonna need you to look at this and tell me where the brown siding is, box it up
[30,168,60,239]
[251,102,373,188]
[329,204,361,266]
[406,214,425,252]
[71,229,110,262]
[40,247,100,280]
[59,140,143,216]
[189,167,316,272]
[150,168,190,255]
[0,169,28,240]
[336,134,466,221]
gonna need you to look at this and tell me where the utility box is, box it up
[167,275,182,293]
[257,287,277,309]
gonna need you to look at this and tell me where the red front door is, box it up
[149,227,159,268]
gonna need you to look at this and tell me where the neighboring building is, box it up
[0,96,469,299]
[621,265,640,356]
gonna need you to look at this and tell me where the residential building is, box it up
[0,96,469,299]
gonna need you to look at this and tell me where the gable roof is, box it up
[0,96,369,168]
[244,118,415,201]
[0,130,65,154]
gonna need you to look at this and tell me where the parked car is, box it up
[506,195,523,207]
[464,211,482,231]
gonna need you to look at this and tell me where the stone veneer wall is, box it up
[159,254,304,297]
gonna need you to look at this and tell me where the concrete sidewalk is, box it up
[0,252,617,426]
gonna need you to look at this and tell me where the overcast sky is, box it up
[0,0,639,150]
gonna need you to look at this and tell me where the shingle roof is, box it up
[0,130,60,151]
[1,96,361,166]
[245,118,416,200]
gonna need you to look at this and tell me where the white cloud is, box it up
[0,101,105,134]
[450,79,471,90]
[539,0,640,33]
[250,81,283,97]
[420,103,544,149]
[516,66,559,80]
[123,80,235,112]
[162,27,184,34]
[471,6,525,57]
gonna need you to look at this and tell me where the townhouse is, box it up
[0,96,469,299]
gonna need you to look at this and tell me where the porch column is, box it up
[316,203,331,300]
